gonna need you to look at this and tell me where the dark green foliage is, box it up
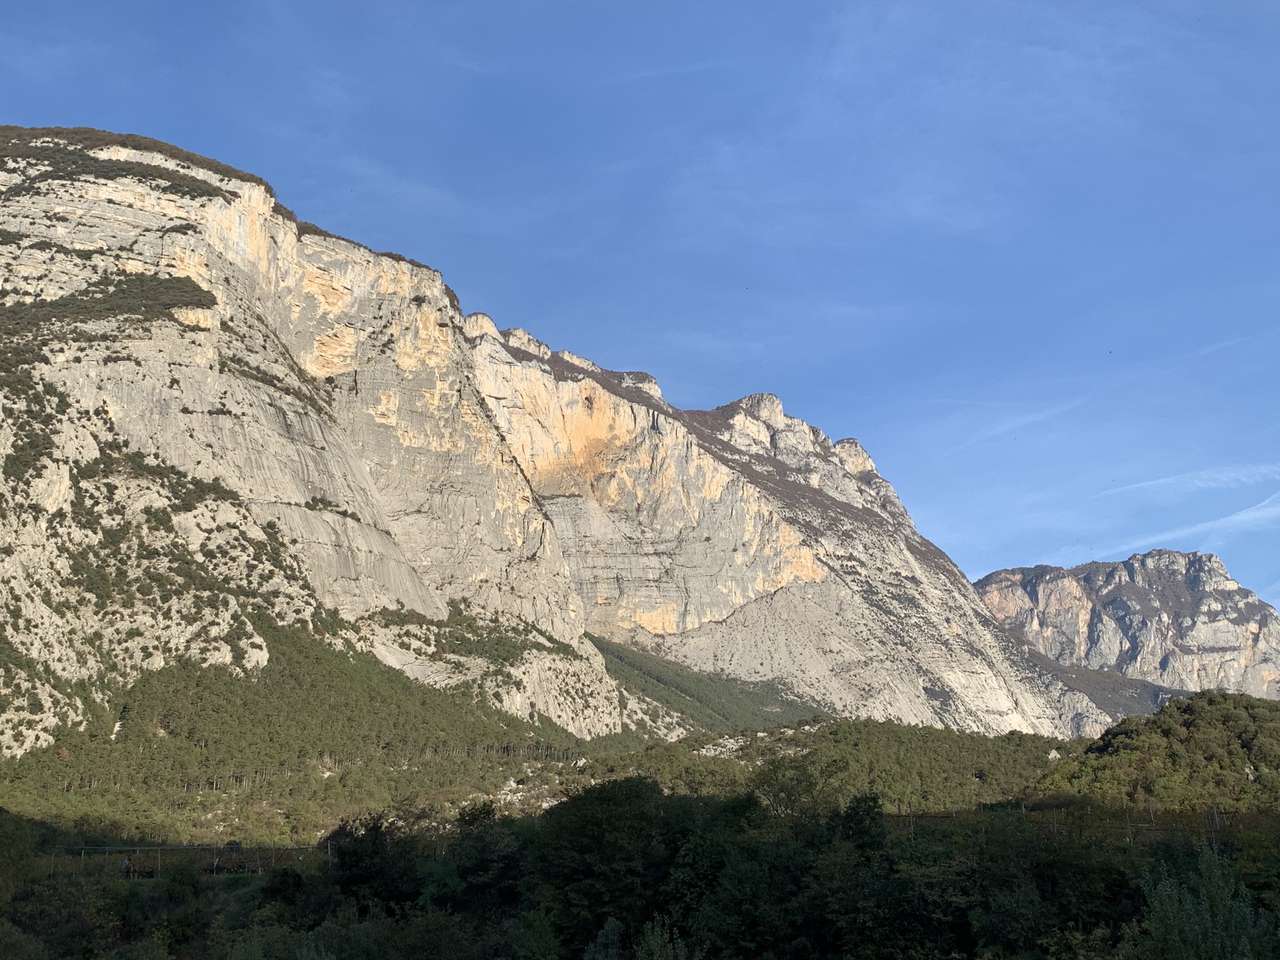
[26,238,99,260]
[0,270,215,378]
[0,617,568,843]
[37,439,248,632]
[595,713,1068,813]
[4,777,1278,960]
[301,496,358,521]
[0,404,56,484]
[95,445,241,509]
[378,601,583,666]
[0,695,1278,956]
[217,355,332,420]
[1041,693,1280,810]
[0,126,273,194]
[589,635,826,733]
[1120,848,1280,958]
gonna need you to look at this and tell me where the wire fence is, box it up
[36,844,327,882]
[882,804,1277,849]
[30,805,1277,884]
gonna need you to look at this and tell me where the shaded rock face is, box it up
[0,127,1107,752]
[976,550,1280,699]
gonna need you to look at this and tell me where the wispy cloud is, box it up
[1260,578,1280,605]
[952,397,1086,450]
[1094,489,1280,557]
[1093,463,1280,499]
[1195,335,1253,357]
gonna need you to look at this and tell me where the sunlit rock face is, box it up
[0,127,1108,753]
[977,550,1280,699]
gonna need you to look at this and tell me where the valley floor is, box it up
[2,788,1278,960]
[1,691,1279,958]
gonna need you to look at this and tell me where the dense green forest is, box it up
[2,775,1278,959]
[3,618,1280,845]
[0,620,582,842]
[1042,692,1280,810]
[3,631,1280,958]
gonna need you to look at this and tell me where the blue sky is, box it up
[5,1,1279,601]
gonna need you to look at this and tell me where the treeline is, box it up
[1,686,1279,956]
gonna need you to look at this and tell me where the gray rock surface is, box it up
[0,127,1110,753]
[977,550,1280,698]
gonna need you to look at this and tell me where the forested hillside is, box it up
[0,619,579,842]
[3,775,1278,959]
[3,674,1280,958]
[3,682,1278,844]
[1041,692,1280,810]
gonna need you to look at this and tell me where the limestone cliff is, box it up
[0,127,1107,754]
[976,550,1280,698]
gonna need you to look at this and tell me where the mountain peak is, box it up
[977,550,1278,698]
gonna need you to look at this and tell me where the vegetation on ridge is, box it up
[1041,692,1280,810]
[0,125,270,197]
[0,124,461,306]
[0,127,236,202]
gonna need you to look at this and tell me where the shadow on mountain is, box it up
[1026,648,1188,717]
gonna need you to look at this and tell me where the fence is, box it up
[881,804,1275,850]
[36,844,326,882]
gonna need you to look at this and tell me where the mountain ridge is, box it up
[0,125,1109,751]
[977,548,1280,699]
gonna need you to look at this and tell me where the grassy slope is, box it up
[588,634,826,733]
[1026,649,1186,718]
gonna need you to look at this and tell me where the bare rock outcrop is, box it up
[976,550,1280,698]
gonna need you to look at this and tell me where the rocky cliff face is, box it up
[977,550,1280,699]
[0,127,1107,754]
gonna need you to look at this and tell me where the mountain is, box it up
[977,549,1280,699]
[0,126,1110,755]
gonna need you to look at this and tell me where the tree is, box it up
[1121,849,1280,960]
